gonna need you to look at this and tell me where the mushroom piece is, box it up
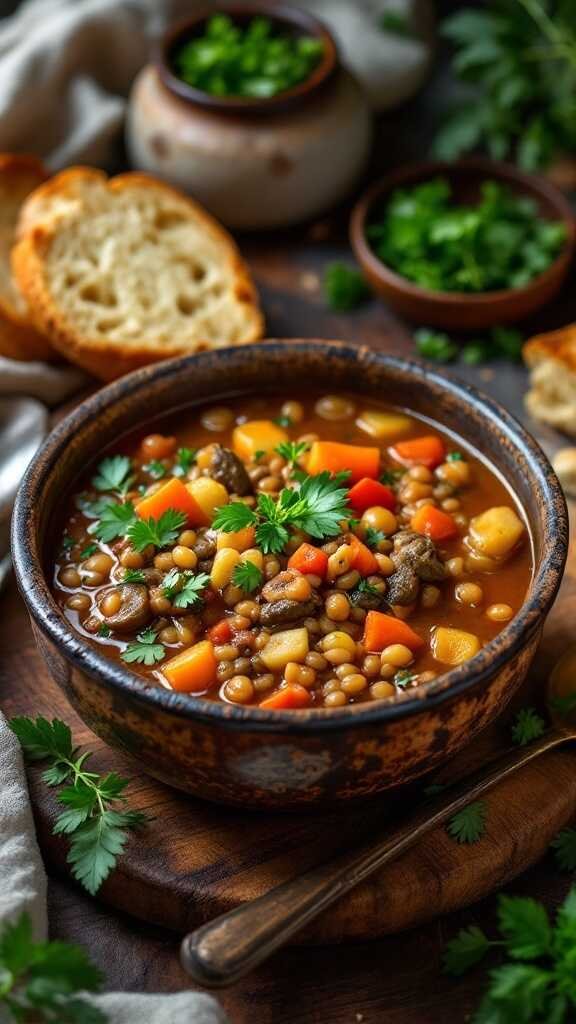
[392,532,446,582]
[96,584,151,633]
[210,445,253,497]
[259,597,320,629]
[385,564,420,606]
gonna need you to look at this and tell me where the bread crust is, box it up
[13,170,264,380]
[523,324,576,372]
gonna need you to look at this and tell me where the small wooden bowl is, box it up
[350,159,576,330]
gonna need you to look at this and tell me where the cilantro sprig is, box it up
[363,527,387,550]
[142,460,166,480]
[92,502,136,543]
[447,800,487,844]
[173,447,197,478]
[9,717,148,897]
[161,569,211,609]
[0,912,105,1023]
[275,440,310,468]
[127,508,187,552]
[213,471,352,554]
[232,560,263,593]
[121,629,165,666]
[443,887,576,1022]
[350,579,382,605]
[91,455,134,497]
[511,707,547,746]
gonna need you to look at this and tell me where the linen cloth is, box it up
[0,712,228,1024]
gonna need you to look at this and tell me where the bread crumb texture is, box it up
[524,324,576,437]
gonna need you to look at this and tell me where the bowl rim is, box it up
[350,157,576,307]
[11,340,568,734]
[156,1,338,116]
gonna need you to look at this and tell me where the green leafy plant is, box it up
[324,262,370,312]
[79,543,99,560]
[367,177,566,293]
[91,456,134,497]
[414,328,459,363]
[161,569,211,609]
[394,670,418,689]
[9,718,148,897]
[511,707,547,745]
[127,508,187,552]
[0,912,106,1023]
[363,527,387,550]
[142,460,166,481]
[121,629,166,666]
[447,801,487,844]
[232,561,264,593]
[415,325,524,366]
[551,828,576,871]
[121,568,146,584]
[172,447,197,478]
[213,471,352,554]
[92,502,136,543]
[434,0,576,170]
[443,888,576,1021]
[275,441,310,468]
[350,579,382,605]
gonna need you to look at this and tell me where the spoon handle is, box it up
[180,729,567,987]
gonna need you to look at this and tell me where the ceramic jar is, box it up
[126,4,372,229]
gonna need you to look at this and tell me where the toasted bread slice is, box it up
[13,169,264,380]
[0,153,54,361]
[524,324,576,436]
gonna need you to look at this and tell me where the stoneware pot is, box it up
[11,341,568,810]
[350,158,576,330]
[126,3,372,229]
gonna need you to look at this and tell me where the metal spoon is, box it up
[180,653,576,988]
[0,397,47,589]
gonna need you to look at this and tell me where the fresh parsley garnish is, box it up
[447,800,486,844]
[380,469,404,486]
[232,560,263,593]
[253,449,267,464]
[173,446,197,477]
[127,508,187,552]
[9,716,148,897]
[350,579,381,605]
[92,501,136,543]
[364,527,387,549]
[61,534,75,552]
[213,471,352,554]
[394,670,418,689]
[91,455,134,496]
[161,569,211,608]
[121,629,166,666]
[415,327,459,363]
[443,887,576,1022]
[0,912,105,1023]
[274,414,292,428]
[511,707,547,746]
[143,459,166,480]
[324,261,370,312]
[550,693,576,716]
[551,828,576,872]
[275,440,310,467]
[80,543,99,560]
[97,623,111,638]
[446,451,463,462]
[122,568,146,584]
[380,10,415,38]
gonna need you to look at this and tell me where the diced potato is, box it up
[261,628,309,671]
[468,506,525,560]
[356,410,412,442]
[432,626,480,666]
[186,477,228,522]
[233,420,288,462]
[216,525,256,552]
[210,547,240,589]
[242,547,264,570]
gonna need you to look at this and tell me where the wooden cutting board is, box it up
[2,522,575,943]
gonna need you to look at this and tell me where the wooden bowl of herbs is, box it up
[350,158,576,330]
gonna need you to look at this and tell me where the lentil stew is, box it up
[53,393,533,710]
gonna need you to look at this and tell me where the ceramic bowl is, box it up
[350,159,576,330]
[126,3,372,229]
[11,342,568,809]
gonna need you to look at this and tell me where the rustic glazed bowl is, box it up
[350,158,576,330]
[126,3,372,229]
[11,342,568,810]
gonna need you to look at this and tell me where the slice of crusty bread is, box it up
[13,169,264,380]
[524,325,576,437]
[0,153,55,361]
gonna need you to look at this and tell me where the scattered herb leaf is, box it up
[324,261,370,312]
[91,455,134,496]
[172,447,198,477]
[121,629,166,666]
[274,415,292,428]
[232,560,264,594]
[92,502,136,543]
[127,508,187,552]
[443,924,492,976]
[447,800,486,844]
[80,543,99,560]
[551,828,576,871]
[380,10,415,38]
[394,669,418,689]
[142,460,166,480]
[415,327,459,363]
[121,569,146,584]
[275,440,310,467]
[161,569,211,609]
[350,579,382,605]
[511,707,547,746]
[97,624,111,638]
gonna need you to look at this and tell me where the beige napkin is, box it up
[0,711,228,1024]
[0,0,434,169]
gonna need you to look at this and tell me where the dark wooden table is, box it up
[2,16,576,1021]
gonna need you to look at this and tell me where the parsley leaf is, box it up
[446,451,463,462]
[143,459,167,480]
[394,669,418,689]
[443,924,491,976]
[414,327,459,363]
[161,569,211,608]
[122,568,146,584]
[97,623,111,638]
[61,534,75,552]
[275,440,310,466]
[121,629,166,666]
[127,508,187,551]
[91,455,134,496]
[274,414,292,428]
[511,707,547,746]
[350,579,382,605]
[324,261,370,312]
[447,800,486,844]
[212,502,258,534]
[551,828,576,871]
[92,501,136,543]
[80,543,99,560]
[173,446,197,477]
[253,449,266,464]
[363,527,386,550]
[499,895,552,960]
[232,560,263,593]
[9,716,148,899]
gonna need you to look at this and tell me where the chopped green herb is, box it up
[61,534,75,552]
[447,800,486,844]
[380,10,415,38]
[80,543,99,560]
[394,669,418,689]
[127,508,187,552]
[446,451,463,462]
[274,414,292,428]
[122,568,146,584]
[551,828,576,871]
[173,447,198,477]
[549,692,576,716]
[93,501,136,543]
[350,579,382,605]
[91,455,134,496]
[173,13,324,99]
[491,325,524,362]
[9,716,148,897]
[324,261,370,312]
[443,924,492,976]
[511,707,547,746]
[121,629,165,666]
[232,560,264,594]
[414,327,459,363]
[213,471,352,555]
[253,449,267,464]
[97,623,111,638]
[275,440,310,467]
[143,459,167,480]
[461,341,492,366]
[161,569,211,609]
[380,468,404,486]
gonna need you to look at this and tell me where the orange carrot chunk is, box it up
[348,534,379,575]
[362,611,424,652]
[209,619,233,645]
[348,477,396,514]
[411,504,459,542]
[135,477,208,527]
[163,640,218,693]
[306,441,380,484]
[287,543,329,578]
[389,435,445,470]
[259,684,312,710]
